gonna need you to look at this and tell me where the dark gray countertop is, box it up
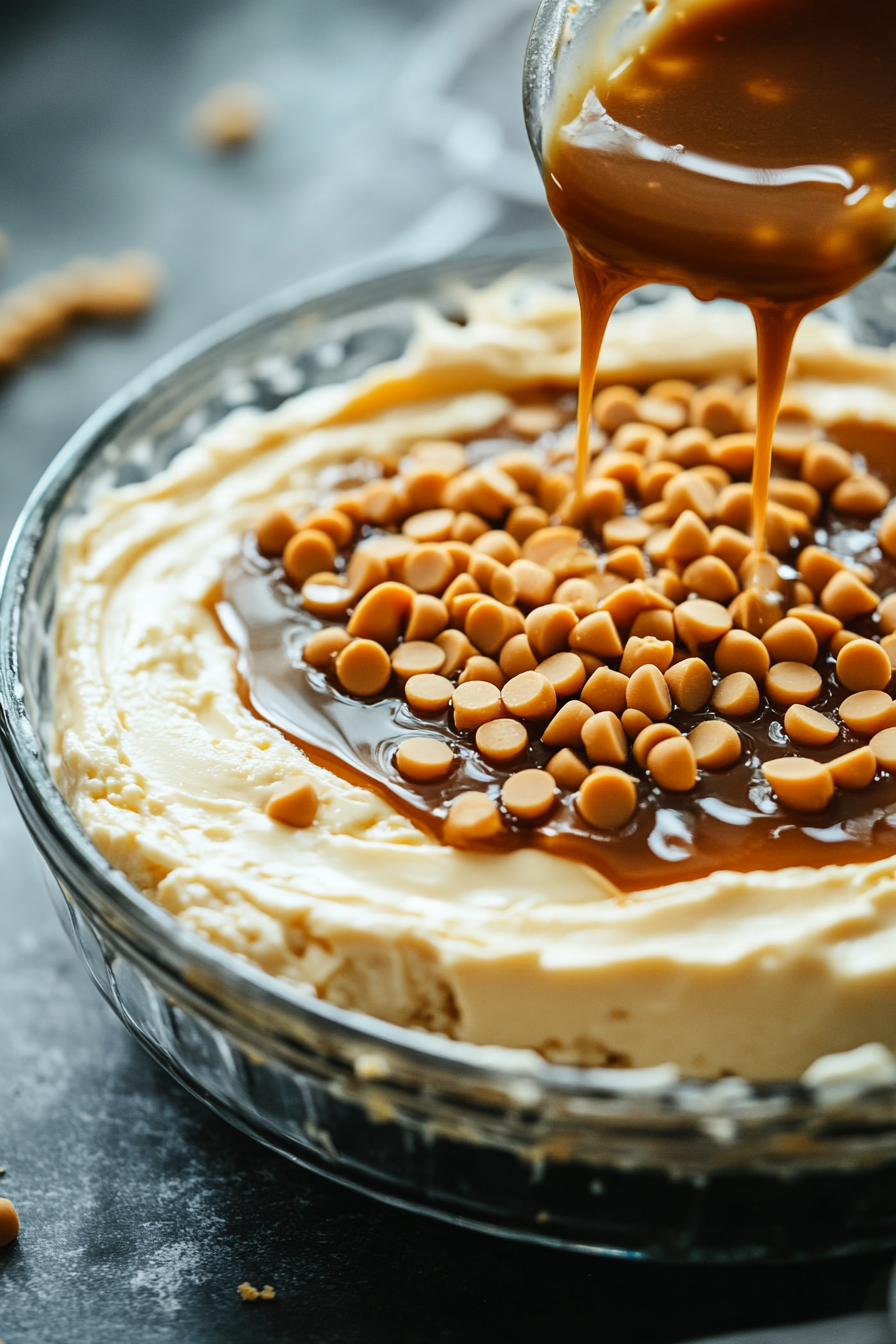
[0,2,892,1339]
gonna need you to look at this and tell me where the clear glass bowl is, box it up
[6,238,896,1262]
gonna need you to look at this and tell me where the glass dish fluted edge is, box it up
[6,237,896,1259]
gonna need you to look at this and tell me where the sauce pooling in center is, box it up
[543,0,896,553]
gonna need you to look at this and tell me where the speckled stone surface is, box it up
[0,1,892,1339]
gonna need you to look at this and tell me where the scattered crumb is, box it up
[186,82,267,152]
[0,251,163,373]
[238,1281,276,1302]
[0,1197,19,1247]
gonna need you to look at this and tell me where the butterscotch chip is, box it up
[879,506,896,561]
[618,635,673,677]
[405,594,449,642]
[452,680,503,731]
[436,629,475,677]
[648,377,696,407]
[593,383,639,431]
[499,633,538,678]
[603,516,652,550]
[714,481,753,531]
[797,545,843,595]
[621,708,652,738]
[800,441,853,491]
[626,664,672,721]
[525,603,578,659]
[508,558,555,609]
[637,393,687,432]
[870,726,896,771]
[396,737,455,781]
[502,671,557,720]
[301,572,353,620]
[664,425,714,467]
[502,768,557,821]
[402,462,452,512]
[762,617,819,666]
[443,573,479,608]
[554,577,601,616]
[546,748,590,789]
[336,638,392,696]
[830,628,862,655]
[603,545,645,583]
[666,509,711,564]
[348,581,414,648]
[675,598,733,653]
[451,511,490,543]
[593,449,643,490]
[494,445,545,491]
[347,548,389,598]
[444,791,504,845]
[363,535,416,578]
[576,767,638,829]
[360,479,406,527]
[836,638,893,692]
[882,633,896,670]
[465,598,518,656]
[506,504,551,543]
[681,554,739,603]
[709,524,753,573]
[831,473,889,515]
[458,656,504,689]
[840,690,896,736]
[768,478,821,520]
[254,504,297,555]
[265,777,318,828]
[646,736,697,791]
[507,404,563,438]
[650,569,687,603]
[476,717,528,762]
[403,508,455,543]
[712,671,760,717]
[786,605,842,644]
[664,657,713,712]
[521,525,582,567]
[0,1197,20,1248]
[616,421,667,454]
[762,757,834,812]
[688,719,741,770]
[536,651,587,698]
[878,593,896,636]
[581,666,629,714]
[283,528,337,586]
[793,581,816,607]
[664,470,718,523]
[303,626,352,669]
[639,460,682,503]
[402,544,454,595]
[581,710,629,765]
[542,700,593,748]
[599,580,670,631]
[765,661,822,708]
[410,439,467,474]
[631,609,675,643]
[690,383,741,436]
[710,432,755,476]
[405,673,454,714]
[569,610,623,659]
[729,586,786,638]
[821,570,879,622]
[829,746,877,790]
[633,722,681,768]
[468,554,517,606]
[389,640,445,680]
[540,471,576,516]
[784,704,839,747]
[446,464,518,519]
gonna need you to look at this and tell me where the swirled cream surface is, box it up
[53,279,896,1078]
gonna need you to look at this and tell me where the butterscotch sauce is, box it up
[542,0,896,550]
[221,407,896,893]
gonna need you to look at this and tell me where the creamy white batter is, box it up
[53,279,896,1078]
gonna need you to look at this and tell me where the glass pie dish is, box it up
[6,238,896,1262]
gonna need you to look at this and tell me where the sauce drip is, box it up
[543,0,896,547]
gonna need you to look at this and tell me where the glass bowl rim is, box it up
[2,235,893,1118]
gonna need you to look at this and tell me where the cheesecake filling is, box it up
[53,281,896,1077]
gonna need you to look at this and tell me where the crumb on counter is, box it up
[238,1282,275,1301]
[187,82,268,152]
[0,251,162,372]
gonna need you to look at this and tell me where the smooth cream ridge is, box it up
[53,280,896,1079]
